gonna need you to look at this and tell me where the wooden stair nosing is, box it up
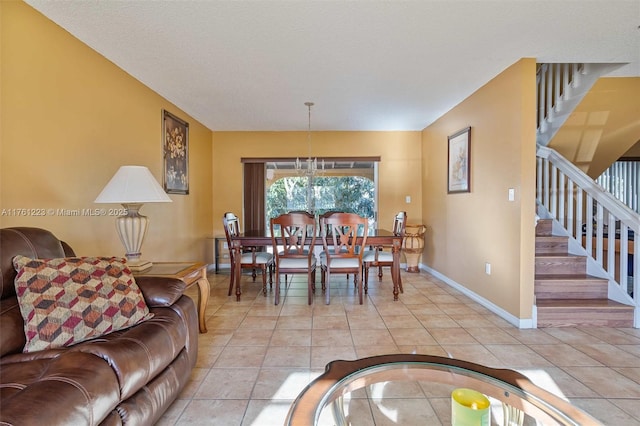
[535,247,569,255]
[535,253,586,259]
[535,254,587,268]
[535,235,568,243]
[535,232,553,238]
[536,318,634,328]
[536,299,633,309]
[534,274,609,282]
[535,289,608,300]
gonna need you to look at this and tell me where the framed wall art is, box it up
[162,110,189,194]
[447,127,471,194]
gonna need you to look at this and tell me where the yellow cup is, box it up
[451,388,490,426]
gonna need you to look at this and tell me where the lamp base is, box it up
[115,203,152,272]
[127,259,153,272]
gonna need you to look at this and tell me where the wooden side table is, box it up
[133,262,210,333]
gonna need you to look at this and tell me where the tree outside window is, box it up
[266,175,375,225]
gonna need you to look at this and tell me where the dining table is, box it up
[229,228,403,303]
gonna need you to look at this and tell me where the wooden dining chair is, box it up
[270,211,317,305]
[320,212,368,304]
[318,210,354,288]
[223,212,274,299]
[362,211,406,294]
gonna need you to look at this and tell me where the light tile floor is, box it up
[158,270,640,425]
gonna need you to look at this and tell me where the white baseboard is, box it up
[420,264,536,329]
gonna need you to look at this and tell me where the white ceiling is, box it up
[26,0,640,131]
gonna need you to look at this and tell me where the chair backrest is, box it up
[222,212,240,261]
[270,212,317,264]
[320,212,368,260]
[318,210,343,238]
[393,211,407,236]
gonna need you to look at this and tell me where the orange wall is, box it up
[212,131,422,234]
[421,59,538,320]
[1,2,213,262]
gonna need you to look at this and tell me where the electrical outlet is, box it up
[508,188,515,201]
[405,195,411,204]
[485,262,491,275]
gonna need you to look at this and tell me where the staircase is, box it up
[535,62,638,328]
[535,219,634,327]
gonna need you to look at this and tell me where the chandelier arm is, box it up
[307,102,312,159]
[295,101,322,178]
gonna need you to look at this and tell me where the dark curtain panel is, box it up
[243,163,265,233]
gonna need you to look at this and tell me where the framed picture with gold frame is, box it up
[162,110,189,195]
[447,127,471,194]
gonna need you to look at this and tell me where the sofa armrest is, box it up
[60,240,75,257]
[134,276,187,307]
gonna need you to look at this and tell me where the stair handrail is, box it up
[538,146,640,224]
[537,145,639,308]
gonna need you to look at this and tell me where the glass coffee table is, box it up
[285,354,601,425]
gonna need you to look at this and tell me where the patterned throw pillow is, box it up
[12,255,153,353]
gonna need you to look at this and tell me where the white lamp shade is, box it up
[95,166,172,204]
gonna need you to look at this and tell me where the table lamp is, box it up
[95,165,172,271]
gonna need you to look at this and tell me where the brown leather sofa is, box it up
[0,227,198,425]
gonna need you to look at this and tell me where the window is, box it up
[242,157,379,232]
[265,159,378,226]
[266,175,376,221]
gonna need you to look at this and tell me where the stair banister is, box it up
[597,161,640,214]
[537,146,639,229]
[537,63,584,139]
[536,63,624,147]
[537,145,639,320]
